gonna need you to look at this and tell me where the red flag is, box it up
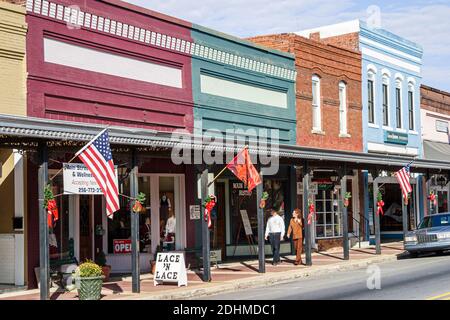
[226,148,262,192]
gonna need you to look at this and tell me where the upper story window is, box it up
[367,71,375,124]
[396,79,402,129]
[408,83,415,131]
[312,75,322,131]
[339,81,347,135]
[382,75,389,127]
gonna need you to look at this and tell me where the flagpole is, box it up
[207,145,249,187]
[49,127,109,181]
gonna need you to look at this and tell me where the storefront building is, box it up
[297,20,424,241]
[421,85,450,215]
[0,0,27,287]
[248,33,363,250]
[191,25,297,258]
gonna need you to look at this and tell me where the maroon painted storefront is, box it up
[24,0,197,288]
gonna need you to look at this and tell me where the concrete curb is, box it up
[118,253,399,300]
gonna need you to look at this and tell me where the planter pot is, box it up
[344,199,349,207]
[102,265,111,282]
[76,276,104,300]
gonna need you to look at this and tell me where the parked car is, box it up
[404,212,450,257]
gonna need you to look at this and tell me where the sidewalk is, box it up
[0,242,406,300]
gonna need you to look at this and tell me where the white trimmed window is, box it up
[382,75,390,127]
[408,83,415,131]
[367,71,375,124]
[395,79,403,129]
[312,75,321,131]
[339,81,347,135]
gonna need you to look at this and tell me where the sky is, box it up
[125,0,450,92]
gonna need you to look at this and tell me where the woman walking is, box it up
[287,209,303,265]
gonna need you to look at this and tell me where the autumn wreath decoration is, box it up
[259,191,269,209]
[344,192,352,207]
[131,192,147,213]
[44,184,59,228]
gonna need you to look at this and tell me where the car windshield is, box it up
[418,214,450,229]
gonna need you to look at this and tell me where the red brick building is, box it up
[248,33,362,152]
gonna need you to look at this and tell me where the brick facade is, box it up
[421,85,450,115]
[248,34,363,152]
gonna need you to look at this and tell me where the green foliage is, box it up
[136,192,146,204]
[377,191,383,202]
[43,184,54,208]
[344,192,352,200]
[77,260,103,277]
[95,251,107,267]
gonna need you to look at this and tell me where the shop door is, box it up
[79,195,93,262]
[213,182,226,260]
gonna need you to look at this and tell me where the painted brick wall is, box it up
[317,33,360,52]
[248,34,363,152]
[0,1,27,116]
[26,0,194,133]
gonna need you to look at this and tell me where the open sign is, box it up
[113,239,132,254]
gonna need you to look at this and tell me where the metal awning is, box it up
[1,113,450,171]
[423,140,450,162]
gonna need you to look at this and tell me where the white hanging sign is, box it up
[154,252,188,287]
[62,163,118,195]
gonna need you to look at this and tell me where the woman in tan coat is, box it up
[287,209,303,265]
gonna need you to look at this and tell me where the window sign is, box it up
[436,120,449,133]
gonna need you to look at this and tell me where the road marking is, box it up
[427,291,450,300]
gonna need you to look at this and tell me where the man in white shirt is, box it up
[265,208,285,266]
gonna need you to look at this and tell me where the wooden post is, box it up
[256,171,265,273]
[130,149,140,293]
[38,143,49,300]
[340,167,349,260]
[201,169,211,282]
[302,162,312,266]
[373,177,381,255]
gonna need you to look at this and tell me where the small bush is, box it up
[77,260,103,278]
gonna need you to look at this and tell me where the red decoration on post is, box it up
[376,192,384,216]
[204,195,216,229]
[307,198,315,225]
[428,191,437,206]
[44,185,58,228]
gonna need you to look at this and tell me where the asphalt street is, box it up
[203,252,450,300]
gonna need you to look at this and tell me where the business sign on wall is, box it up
[63,163,118,195]
[384,131,408,145]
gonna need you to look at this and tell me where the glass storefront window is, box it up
[315,187,342,239]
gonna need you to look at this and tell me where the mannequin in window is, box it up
[160,193,172,218]
[165,210,176,251]
[139,217,151,253]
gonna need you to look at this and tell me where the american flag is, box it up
[76,129,120,218]
[395,162,412,200]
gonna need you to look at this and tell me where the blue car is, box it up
[404,213,450,257]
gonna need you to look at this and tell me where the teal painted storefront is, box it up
[189,25,297,256]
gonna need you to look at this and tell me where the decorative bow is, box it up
[376,200,385,216]
[428,192,437,206]
[307,199,315,225]
[204,195,216,229]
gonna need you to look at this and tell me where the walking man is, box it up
[265,208,285,266]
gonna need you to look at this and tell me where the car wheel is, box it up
[409,252,419,258]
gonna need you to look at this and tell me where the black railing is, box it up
[349,214,370,248]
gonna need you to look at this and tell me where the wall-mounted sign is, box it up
[63,163,118,195]
[239,190,252,196]
[297,182,318,195]
[113,239,132,254]
[384,131,408,145]
[154,252,187,287]
[189,205,200,220]
[233,182,244,189]
[436,120,449,133]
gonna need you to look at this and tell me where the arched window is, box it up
[408,82,415,130]
[395,78,403,129]
[339,81,347,135]
[312,75,321,131]
[367,71,376,124]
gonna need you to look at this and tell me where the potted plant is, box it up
[344,192,352,207]
[151,245,162,275]
[74,260,104,300]
[95,251,111,282]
